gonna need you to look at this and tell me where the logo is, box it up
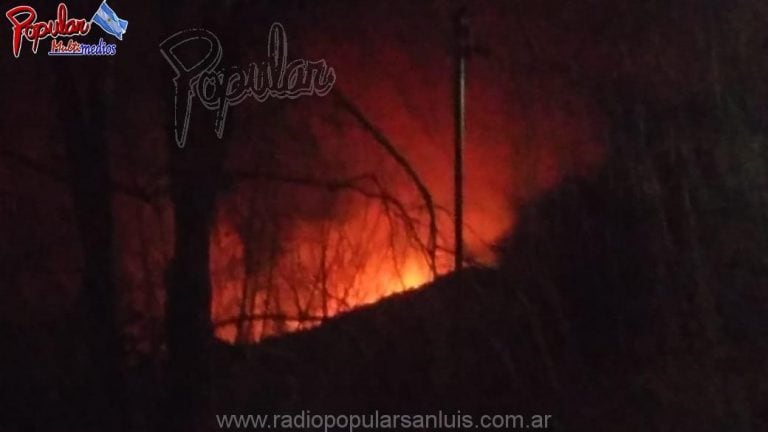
[6,1,128,57]
[160,23,336,148]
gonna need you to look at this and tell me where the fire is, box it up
[209,190,445,342]
[398,258,431,292]
[209,13,605,343]
[209,105,602,344]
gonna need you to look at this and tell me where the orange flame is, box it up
[209,21,604,343]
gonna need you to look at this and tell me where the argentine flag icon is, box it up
[91,1,128,40]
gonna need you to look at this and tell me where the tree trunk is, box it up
[59,63,125,431]
[164,146,221,431]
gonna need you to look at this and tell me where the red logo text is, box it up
[6,3,90,57]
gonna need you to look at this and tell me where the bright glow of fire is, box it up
[209,14,604,343]
[210,191,452,342]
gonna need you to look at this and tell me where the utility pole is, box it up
[454,8,469,271]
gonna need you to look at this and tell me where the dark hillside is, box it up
[215,39,768,427]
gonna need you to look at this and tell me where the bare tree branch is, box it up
[332,89,438,276]
[0,148,164,203]
[230,170,434,270]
